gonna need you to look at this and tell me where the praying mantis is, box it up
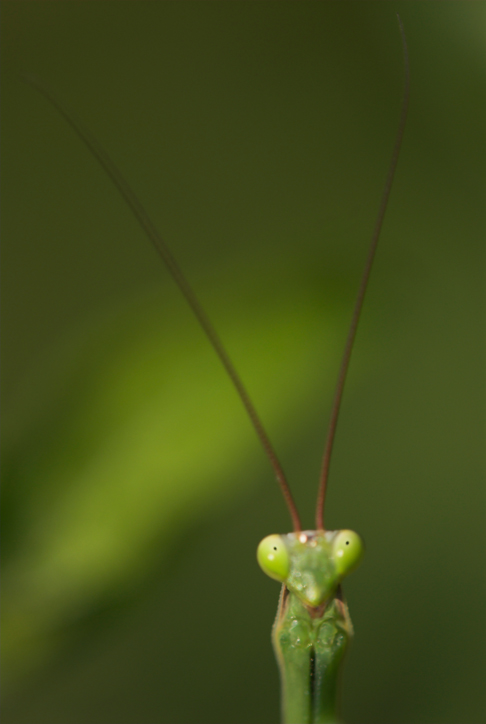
[5,4,486,722]
[17,14,409,724]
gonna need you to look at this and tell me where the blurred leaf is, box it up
[1,276,347,688]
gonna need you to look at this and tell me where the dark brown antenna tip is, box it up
[23,74,302,532]
[315,15,410,531]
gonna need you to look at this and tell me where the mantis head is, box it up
[257,530,364,608]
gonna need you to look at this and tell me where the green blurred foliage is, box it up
[1,2,484,723]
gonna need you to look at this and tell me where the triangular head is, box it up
[257,530,364,608]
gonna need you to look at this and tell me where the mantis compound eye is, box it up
[257,535,290,582]
[332,530,365,579]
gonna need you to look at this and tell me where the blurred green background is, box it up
[1,2,484,723]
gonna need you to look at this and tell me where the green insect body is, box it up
[274,588,350,724]
[258,531,363,723]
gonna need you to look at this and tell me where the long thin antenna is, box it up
[24,75,302,532]
[315,15,410,531]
